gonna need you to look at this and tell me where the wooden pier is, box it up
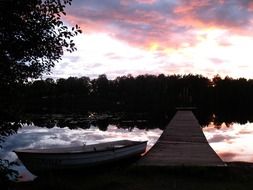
[139,110,224,166]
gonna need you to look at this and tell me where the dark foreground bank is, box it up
[7,163,253,190]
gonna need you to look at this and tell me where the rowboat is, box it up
[14,140,147,175]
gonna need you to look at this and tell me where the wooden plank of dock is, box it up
[139,110,224,166]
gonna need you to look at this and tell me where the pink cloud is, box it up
[209,58,225,65]
[120,0,157,6]
[174,0,253,32]
[174,0,211,14]
[135,0,157,4]
[65,0,253,53]
[54,0,253,80]
[218,151,237,161]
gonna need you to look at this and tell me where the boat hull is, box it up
[14,140,147,175]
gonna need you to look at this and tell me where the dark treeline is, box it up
[2,74,253,125]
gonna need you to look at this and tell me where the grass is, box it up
[8,164,253,190]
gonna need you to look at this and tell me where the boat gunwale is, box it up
[13,140,147,155]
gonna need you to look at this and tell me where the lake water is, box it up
[1,120,253,181]
[203,122,253,163]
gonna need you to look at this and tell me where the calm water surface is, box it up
[1,121,253,181]
[203,122,253,163]
[0,124,162,181]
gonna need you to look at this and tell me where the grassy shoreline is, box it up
[8,163,253,190]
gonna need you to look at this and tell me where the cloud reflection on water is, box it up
[203,122,253,163]
[2,121,253,181]
[0,124,162,181]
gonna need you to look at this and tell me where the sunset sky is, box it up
[46,0,253,79]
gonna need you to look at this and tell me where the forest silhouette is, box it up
[2,73,253,126]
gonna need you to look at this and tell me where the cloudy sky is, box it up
[46,0,253,79]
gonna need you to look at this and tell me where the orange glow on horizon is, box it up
[48,9,253,80]
[148,42,159,51]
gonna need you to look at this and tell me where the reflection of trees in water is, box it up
[0,121,21,139]
[196,109,253,128]
[1,109,253,183]
[0,121,22,183]
[96,120,109,131]
[2,110,252,133]
[1,110,253,136]
[214,110,253,125]
[15,112,171,131]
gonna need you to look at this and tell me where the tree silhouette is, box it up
[0,0,81,182]
[0,0,82,117]
[0,0,81,85]
[15,74,253,125]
